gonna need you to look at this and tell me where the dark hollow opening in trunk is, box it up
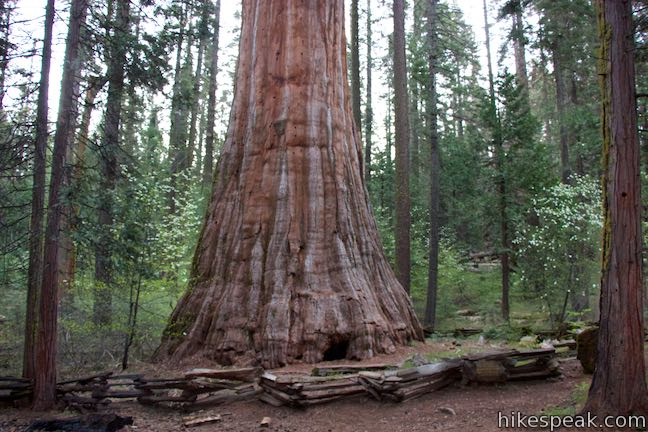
[323,339,349,361]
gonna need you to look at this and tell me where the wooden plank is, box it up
[135,380,192,390]
[463,350,518,362]
[58,372,112,385]
[184,367,262,382]
[95,390,151,399]
[511,348,555,358]
[0,377,31,383]
[58,383,108,393]
[183,415,222,427]
[300,378,359,392]
[300,384,365,400]
[259,386,296,405]
[311,363,396,376]
[0,382,31,390]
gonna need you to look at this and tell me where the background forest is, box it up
[0,0,646,376]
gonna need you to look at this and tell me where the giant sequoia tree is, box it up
[157,0,423,368]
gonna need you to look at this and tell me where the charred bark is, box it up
[157,0,423,369]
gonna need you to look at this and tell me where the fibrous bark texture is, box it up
[584,0,648,416]
[33,0,87,410]
[24,0,55,381]
[392,0,411,293]
[157,0,423,369]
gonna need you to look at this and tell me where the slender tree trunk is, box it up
[393,0,411,294]
[351,0,362,137]
[23,0,55,381]
[94,0,129,326]
[552,45,571,184]
[157,0,423,369]
[0,0,12,113]
[539,47,552,142]
[202,0,221,190]
[122,265,142,370]
[364,0,373,185]
[456,68,464,139]
[424,0,439,330]
[196,109,207,178]
[584,0,648,417]
[512,7,528,92]
[483,0,509,321]
[409,84,420,183]
[168,5,188,213]
[187,11,207,171]
[32,0,87,410]
[62,76,107,294]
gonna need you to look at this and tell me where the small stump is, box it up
[576,327,598,374]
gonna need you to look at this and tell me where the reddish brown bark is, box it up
[32,0,87,410]
[202,0,221,189]
[23,0,55,381]
[393,0,411,293]
[583,0,648,417]
[364,0,372,185]
[350,0,361,136]
[157,0,422,369]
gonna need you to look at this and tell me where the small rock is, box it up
[439,407,456,416]
[260,417,271,427]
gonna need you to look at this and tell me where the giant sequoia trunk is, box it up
[157,0,423,368]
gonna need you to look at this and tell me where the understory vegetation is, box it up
[1,0,647,382]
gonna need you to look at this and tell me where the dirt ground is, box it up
[0,341,587,432]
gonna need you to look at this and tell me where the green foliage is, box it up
[514,175,602,325]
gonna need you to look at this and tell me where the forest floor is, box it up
[0,339,588,432]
